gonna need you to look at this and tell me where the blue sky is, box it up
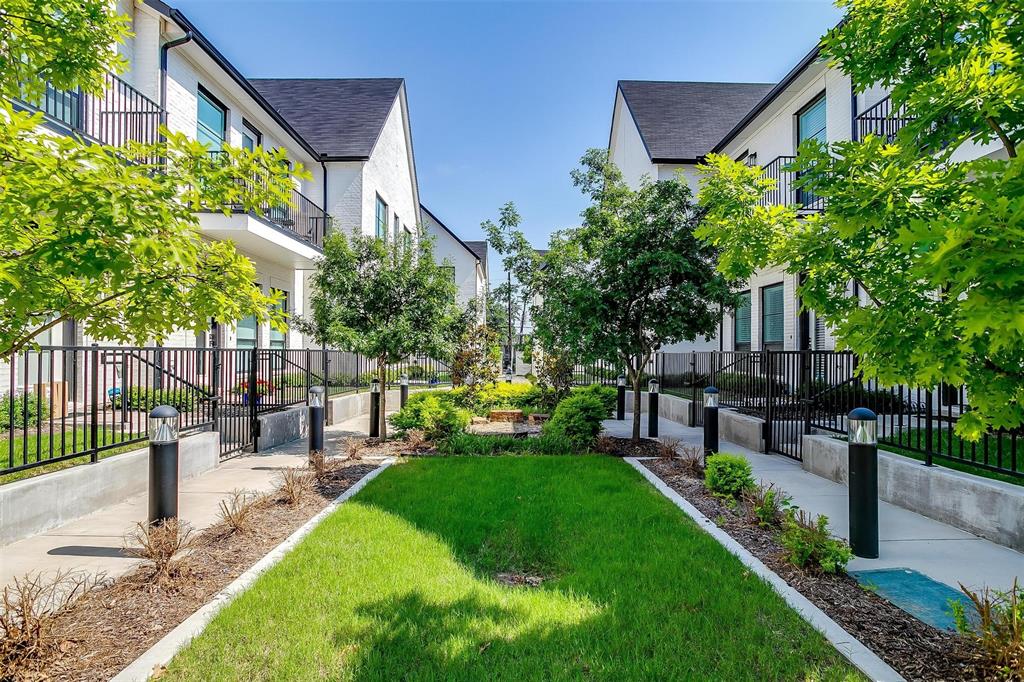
[175,0,842,271]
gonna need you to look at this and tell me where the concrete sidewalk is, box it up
[0,413,388,591]
[604,416,1024,592]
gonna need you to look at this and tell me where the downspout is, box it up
[321,158,329,230]
[159,31,195,142]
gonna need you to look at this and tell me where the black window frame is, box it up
[241,118,262,151]
[196,84,228,152]
[733,290,751,352]
[760,282,785,351]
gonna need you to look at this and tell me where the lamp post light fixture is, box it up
[703,386,720,458]
[308,386,325,459]
[616,374,626,420]
[647,378,659,438]
[506,369,513,384]
[369,379,381,439]
[147,405,180,525]
[848,407,879,558]
[399,373,409,408]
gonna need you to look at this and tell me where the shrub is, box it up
[952,579,1023,679]
[742,482,791,528]
[112,386,210,412]
[715,371,788,396]
[543,392,608,449]
[778,509,853,574]
[217,489,259,534]
[704,454,755,498]
[571,384,616,414]
[276,467,313,506]
[448,382,546,415]
[123,519,196,584]
[798,380,907,415]
[437,432,579,456]
[0,391,50,429]
[389,393,470,440]
[276,372,309,388]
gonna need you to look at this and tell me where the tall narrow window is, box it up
[761,283,785,351]
[269,289,288,352]
[796,95,826,207]
[196,86,227,153]
[236,283,261,350]
[393,212,401,242]
[734,291,751,352]
[375,195,388,239]
[242,119,261,151]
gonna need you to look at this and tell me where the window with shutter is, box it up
[761,283,785,350]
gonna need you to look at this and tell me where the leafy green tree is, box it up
[299,232,461,440]
[482,202,538,371]
[697,0,1024,438]
[536,150,735,441]
[0,0,302,358]
[486,281,521,353]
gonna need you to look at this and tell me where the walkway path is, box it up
[0,412,388,591]
[603,416,1023,593]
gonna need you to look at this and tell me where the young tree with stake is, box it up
[299,232,461,440]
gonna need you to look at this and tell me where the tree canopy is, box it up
[482,202,538,369]
[697,0,1024,438]
[536,149,735,441]
[299,232,461,439]
[0,0,302,358]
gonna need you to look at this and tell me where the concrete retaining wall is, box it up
[624,391,764,451]
[257,405,308,451]
[0,431,220,546]
[803,435,1024,551]
[325,389,404,426]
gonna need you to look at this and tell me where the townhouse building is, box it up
[420,206,489,322]
[608,44,1007,355]
[18,0,422,355]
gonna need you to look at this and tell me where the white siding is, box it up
[360,93,418,239]
[608,90,658,189]
[421,210,482,313]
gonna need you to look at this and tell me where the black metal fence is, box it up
[856,95,913,143]
[759,155,826,212]
[2,345,451,478]
[586,350,1021,480]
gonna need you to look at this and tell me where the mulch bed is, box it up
[25,459,379,682]
[642,458,985,682]
[594,436,666,458]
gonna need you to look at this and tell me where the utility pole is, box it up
[507,269,514,374]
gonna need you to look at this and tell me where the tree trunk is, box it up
[624,360,642,443]
[378,360,388,441]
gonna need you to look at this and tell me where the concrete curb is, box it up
[110,458,396,682]
[625,457,904,682]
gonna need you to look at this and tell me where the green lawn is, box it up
[0,428,144,485]
[164,456,859,681]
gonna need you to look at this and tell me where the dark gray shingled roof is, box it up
[465,241,488,272]
[249,78,404,159]
[617,80,775,163]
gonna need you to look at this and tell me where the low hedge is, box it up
[437,432,579,456]
[543,391,609,450]
[389,393,470,440]
[111,386,211,412]
[0,392,50,429]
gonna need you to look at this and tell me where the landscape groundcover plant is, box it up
[163,456,858,681]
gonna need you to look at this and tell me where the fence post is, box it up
[210,336,221,430]
[924,388,934,467]
[248,349,259,453]
[802,350,813,438]
[689,352,697,426]
[762,350,775,454]
[90,343,99,463]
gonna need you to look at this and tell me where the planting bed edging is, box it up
[110,458,395,682]
[804,434,1024,552]
[0,431,219,546]
[625,457,904,682]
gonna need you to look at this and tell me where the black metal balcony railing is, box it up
[202,151,331,250]
[856,95,913,143]
[19,72,164,149]
[759,155,826,212]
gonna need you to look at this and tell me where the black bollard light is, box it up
[848,407,879,559]
[506,369,513,384]
[308,385,324,459]
[400,373,409,408]
[648,378,659,438]
[703,386,720,458]
[369,379,381,438]
[616,374,626,420]
[148,405,180,525]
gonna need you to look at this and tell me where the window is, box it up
[375,195,388,239]
[269,289,288,366]
[196,86,227,152]
[761,283,785,351]
[797,95,826,207]
[733,291,751,352]
[442,265,456,283]
[403,225,413,251]
[241,119,261,152]
[393,213,401,242]
[236,283,261,349]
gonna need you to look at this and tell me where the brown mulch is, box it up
[594,436,665,458]
[28,460,379,682]
[643,459,985,682]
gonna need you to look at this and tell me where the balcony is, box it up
[16,72,164,149]
[758,155,825,212]
[856,95,912,143]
